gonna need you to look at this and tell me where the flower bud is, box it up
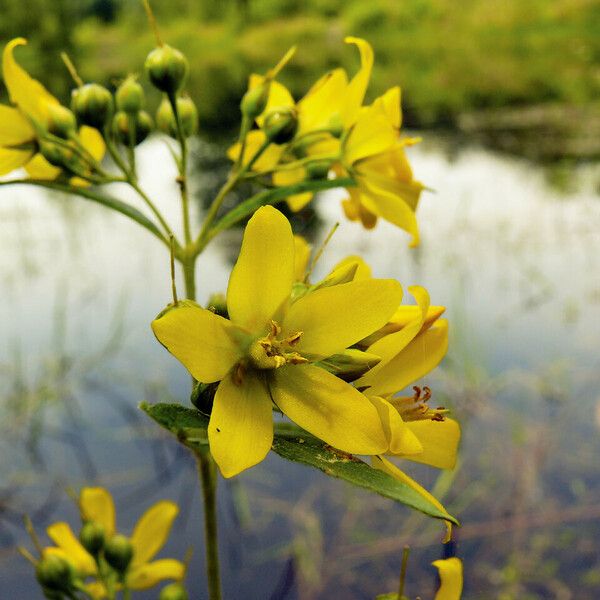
[35,554,73,592]
[240,82,269,120]
[79,521,105,556]
[116,76,145,114]
[112,110,153,145]
[306,159,332,180]
[207,293,227,317]
[71,83,114,130]
[47,104,77,139]
[159,583,189,600]
[145,45,188,94]
[104,534,134,573]
[156,97,198,138]
[319,349,381,382]
[263,107,298,145]
[39,139,85,174]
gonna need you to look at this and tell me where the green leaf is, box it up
[140,402,458,524]
[208,176,355,240]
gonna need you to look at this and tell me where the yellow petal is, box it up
[368,396,423,455]
[0,104,35,145]
[433,557,463,600]
[357,175,420,246]
[342,37,374,127]
[85,582,107,599]
[0,147,32,176]
[365,318,449,397]
[127,559,185,590]
[79,487,116,538]
[79,126,106,163]
[130,501,179,567]
[208,371,274,478]
[404,418,461,470]
[46,522,97,576]
[358,286,429,385]
[249,74,294,127]
[273,166,312,212]
[373,456,453,542]
[344,104,397,165]
[283,278,402,359]
[298,68,347,134]
[227,206,294,332]
[227,130,283,172]
[151,302,244,383]
[271,364,387,454]
[24,153,61,180]
[2,38,59,124]
[372,86,402,129]
[293,235,311,281]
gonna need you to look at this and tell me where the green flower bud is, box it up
[240,82,269,120]
[156,97,198,138]
[159,582,189,600]
[112,110,154,145]
[207,292,227,317]
[71,83,114,130]
[79,521,105,556]
[318,349,381,382]
[116,76,145,114]
[306,159,332,180]
[145,45,188,93]
[262,107,298,145]
[104,534,134,573]
[39,139,85,174]
[47,104,77,139]
[35,554,73,592]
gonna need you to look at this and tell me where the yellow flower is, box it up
[0,38,105,181]
[433,557,463,600]
[43,487,184,596]
[340,88,424,245]
[152,206,402,477]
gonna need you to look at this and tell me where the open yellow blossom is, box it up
[152,206,402,477]
[0,38,105,181]
[44,487,184,596]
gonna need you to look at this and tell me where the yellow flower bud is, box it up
[159,583,189,600]
[145,45,189,93]
[71,83,114,130]
[35,554,73,592]
[104,534,134,573]
[47,104,77,139]
[116,76,145,114]
[262,106,298,144]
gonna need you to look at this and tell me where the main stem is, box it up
[182,257,221,600]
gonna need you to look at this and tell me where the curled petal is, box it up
[368,396,422,455]
[342,37,374,127]
[130,501,179,567]
[2,38,59,124]
[208,371,274,478]
[433,557,463,600]
[271,364,387,454]
[404,418,461,470]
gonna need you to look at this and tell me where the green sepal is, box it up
[140,402,458,525]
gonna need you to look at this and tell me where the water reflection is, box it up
[1,135,599,598]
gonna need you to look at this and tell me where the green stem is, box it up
[122,586,132,600]
[126,114,137,175]
[197,452,222,600]
[103,125,132,178]
[182,254,196,302]
[129,179,178,245]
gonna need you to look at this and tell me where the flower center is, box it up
[247,320,308,371]
[389,386,447,422]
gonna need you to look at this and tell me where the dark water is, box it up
[1,136,599,599]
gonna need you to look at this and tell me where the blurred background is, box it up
[1,1,600,599]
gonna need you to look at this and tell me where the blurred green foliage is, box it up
[1,0,599,131]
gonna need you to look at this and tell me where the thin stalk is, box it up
[197,452,222,600]
[398,546,410,599]
[129,179,178,245]
[126,114,137,174]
